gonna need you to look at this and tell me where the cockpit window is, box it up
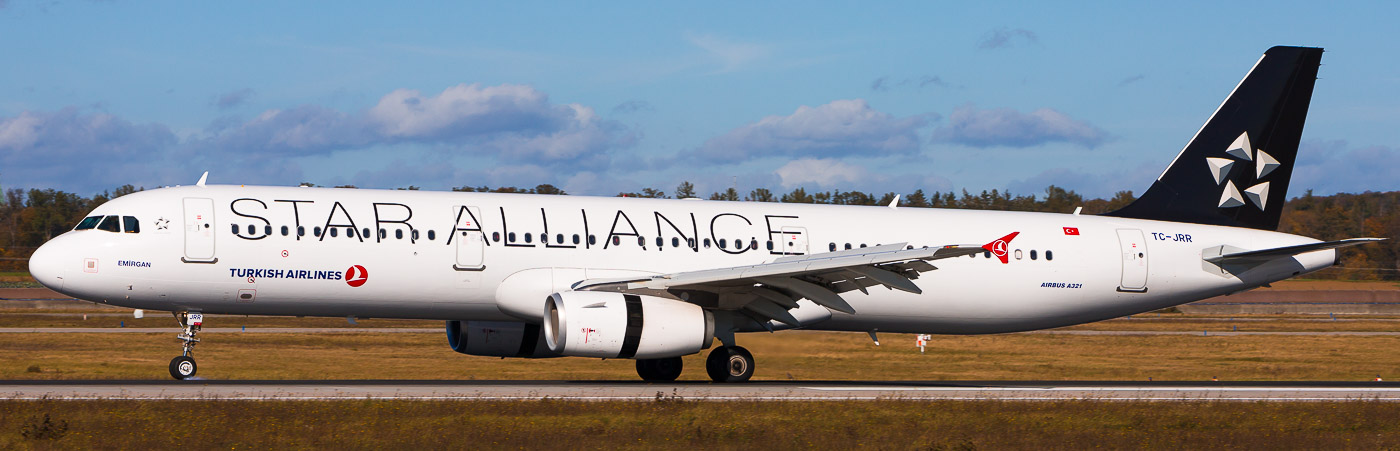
[95,215,121,233]
[122,216,140,233]
[75,216,102,230]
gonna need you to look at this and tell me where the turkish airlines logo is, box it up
[981,231,1020,264]
[345,265,368,287]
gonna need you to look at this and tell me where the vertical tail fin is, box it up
[1104,46,1323,230]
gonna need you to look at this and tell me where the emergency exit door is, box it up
[780,226,809,255]
[1116,229,1148,292]
[182,197,217,263]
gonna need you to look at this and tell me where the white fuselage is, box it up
[28,185,1334,335]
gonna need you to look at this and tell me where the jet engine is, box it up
[544,291,714,359]
[446,320,559,358]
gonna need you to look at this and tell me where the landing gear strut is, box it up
[706,346,754,383]
[636,356,684,382]
[169,312,203,380]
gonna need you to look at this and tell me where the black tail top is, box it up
[1105,46,1323,230]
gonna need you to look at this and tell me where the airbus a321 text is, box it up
[28,46,1383,381]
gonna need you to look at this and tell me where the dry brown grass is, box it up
[2,399,1400,449]
[4,330,1400,382]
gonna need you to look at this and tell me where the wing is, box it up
[573,233,1016,329]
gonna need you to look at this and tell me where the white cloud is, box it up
[977,27,1039,50]
[933,104,1108,149]
[696,99,930,161]
[774,158,871,188]
[685,33,770,73]
[1293,140,1400,195]
[0,108,179,192]
[191,83,632,167]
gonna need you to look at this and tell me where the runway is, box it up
[5,380,1400,401]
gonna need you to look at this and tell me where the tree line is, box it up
[2,183,1394,279]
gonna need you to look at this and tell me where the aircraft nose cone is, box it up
[27,240,66,291]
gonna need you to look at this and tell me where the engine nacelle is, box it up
[544,291,713,359]
[446,320,559,358]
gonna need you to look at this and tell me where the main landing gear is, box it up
[169,311,203,380]
[636,356,684,382]
[706,346,754,383]
[633,346,756,382]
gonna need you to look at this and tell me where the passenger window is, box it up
[984,251,991,258]
[829,243,836,252]
[379,229,386,239]
[314,227,322,237]
[412,230,419,240]
[94,215,120,232]
[767,241,774,251]
[655,237,664,247]
[540,233,547,244]
[265,225,272,236]
[247,224,256,235]
[428,230,436,241]
[396,230,404,240]
[704,238,711,248]
[719,239,727,249]
[588,235,596,245]
[750,240,758,250]
[1014,249,1023,260]
[75,216,102,230]
[637,236,645,246]
[612,236,620,246]
[298,226,305,237]
[573,234,580,245]
[330,228,338,238]
[281,226,290,236]
[508,232,516,243]
[492,232,500,242]
[524,233,532,243]
[1046,250,1054,261]
[845,243,852,250]
[558,234,565,244]
[1030,250,1038,260]
[362,228,371,238]
[122,216,140,233]
[672,237,680,248]
[231,224,239,234]
[688,238,696,248]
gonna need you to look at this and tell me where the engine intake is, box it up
[446,320,559,358]
[544,292,713,359]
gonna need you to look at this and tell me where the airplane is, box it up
[26,46,1383,382]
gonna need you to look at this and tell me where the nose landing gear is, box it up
[169,311,203,380]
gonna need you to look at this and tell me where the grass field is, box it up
[5,328,1400,381]
[2,399,1400,449]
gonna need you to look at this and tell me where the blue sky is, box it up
[2,1,1397,199]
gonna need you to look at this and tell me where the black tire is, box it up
[169,356,197,380]
[705,346,754,383]
[636,357,683,382]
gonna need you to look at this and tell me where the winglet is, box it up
[196,171,209,186]
[981,232,1020,264]
[888,194,900,209]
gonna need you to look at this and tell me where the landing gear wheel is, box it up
[636,357,684,382]
[169,356,197,380]
[706,346,754,383]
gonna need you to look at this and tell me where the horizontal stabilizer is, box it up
[1203,238,1384,264]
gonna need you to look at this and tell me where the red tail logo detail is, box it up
[981,232,1020,264]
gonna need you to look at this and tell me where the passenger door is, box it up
[1116,229,1148,292]
[182,198,217,263]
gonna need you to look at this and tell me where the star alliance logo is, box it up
[1207,131,1279,210]
[155,217,171,230]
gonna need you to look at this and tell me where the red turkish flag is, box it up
[1063,227,1080,235]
